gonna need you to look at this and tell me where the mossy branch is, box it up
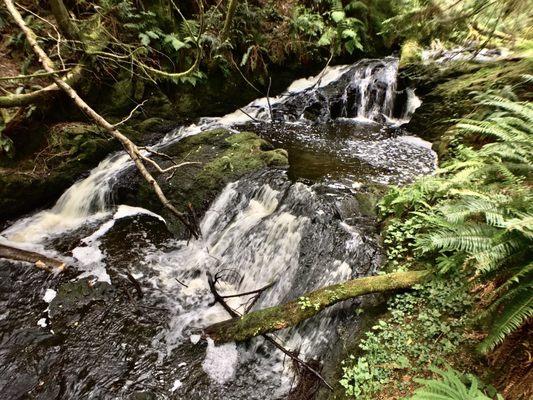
[221,0,238,42]
[203,270,431,343]
[0,65,84,108]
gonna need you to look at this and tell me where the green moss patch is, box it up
[132,128,288,235]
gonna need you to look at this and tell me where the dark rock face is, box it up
[270,58,401,123]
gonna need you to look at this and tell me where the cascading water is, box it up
[0,57,434,399]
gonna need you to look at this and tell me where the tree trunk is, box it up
[203,270,430,343]
[220,0,238,42]
[49,0,80,40]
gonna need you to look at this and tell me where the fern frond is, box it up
[478,287,533,354]
[411,366,495,399]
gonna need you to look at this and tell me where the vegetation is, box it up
[409,366,503,400]
[0,0,531,399]
[341,93,532,397]
[382,0,532,47]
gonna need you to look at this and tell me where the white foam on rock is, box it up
[170,379,183,392]
[71,205,166,284]
[43,289,57,303]
[201,338,238,385]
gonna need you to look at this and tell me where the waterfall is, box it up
[125,172,381,398]
[0,57,434,399]
[2,57,417,246]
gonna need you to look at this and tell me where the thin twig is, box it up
[220,280,277,299]
[112,99,148,127]
[0,68,71,81]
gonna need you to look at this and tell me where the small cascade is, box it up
[2,153,131,244]
[124,171,381,399]
[262,57,405,123]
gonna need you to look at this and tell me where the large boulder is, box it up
[118,128,288,235]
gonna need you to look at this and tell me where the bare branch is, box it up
[0,243,66,272]
[111,99,148,127]
[0,68,71,82]
[3,0,200,237]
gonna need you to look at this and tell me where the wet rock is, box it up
[118,128,289,235]
[48,279,115,331]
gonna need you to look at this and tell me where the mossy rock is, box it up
[0,123,116,221]
[399,39,423,68]
[126,128,288,235]
[403,57,532,155]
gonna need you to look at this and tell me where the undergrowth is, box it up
[340,276,474,398]
[340,93,531,398]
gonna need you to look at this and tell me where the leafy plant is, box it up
[340,276,473,399]
[379,95,533,354]
[409,366,503,400]
[291,0,370,55]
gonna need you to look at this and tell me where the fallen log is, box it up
[0,244,66,272]
[207,269,333,390]
[203,270,430,343]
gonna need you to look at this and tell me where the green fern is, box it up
[380,94,532,354]
[410,367,503,400]
[477,285,533,353]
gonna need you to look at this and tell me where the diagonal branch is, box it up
[204,270,431,343]
[3,0,200,237]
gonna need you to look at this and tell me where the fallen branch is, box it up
[203,270,431,343]
[206,270,333,390]
[0,244,66,272]
[4,0,200,237]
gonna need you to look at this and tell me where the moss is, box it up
[399,39,423,68]
[129,128,288,235]
[109,79,134,113]
[0,123,116,220]
[404,57,532,153]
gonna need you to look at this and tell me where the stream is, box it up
[0,57,436,399]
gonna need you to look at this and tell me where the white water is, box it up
[353,58,398,121]
[2,57,422,249]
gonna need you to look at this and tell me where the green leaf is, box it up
[318,27,336,46]
[164,34,187,51]
[145,30,160,39]
[138,33,150,46]
[331,10,345,23]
